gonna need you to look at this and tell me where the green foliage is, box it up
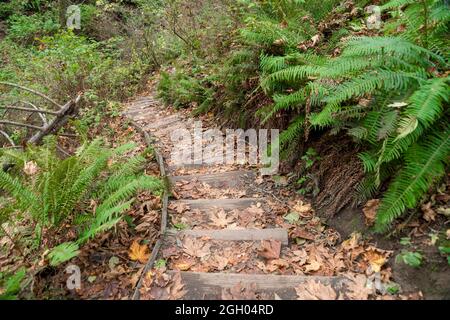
[0,139,163,265]
[438,246,450,265]
[0,268,26,300]
[48,242,80,267]
[396,250,423,268]
[7,12,59,44]
[157,70,207,108]
[253,12,449,231]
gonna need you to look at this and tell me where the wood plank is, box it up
[170,271,349,300]
[169,170,255,188]
[170,198,262,210]
[144,115,181,130]
[167,228,288,245]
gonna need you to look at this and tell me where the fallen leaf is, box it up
[291,228,315,241]
[437,206,450,217]
[421,202,436,222]
[446,229,450,239]
[168,272,187,300]
[210,255,229,271]
[258,240,281,260]
[108,256,120,271]
[304,260,321,273]
[222,283,258,300]
[341,232,361,251]
[364,249,386,273]
[183,237,211,258]
[311,34,321,46]
[129,241,150,263]
[293,201,313,216]
[295,281,337,300]
[345,274,373,300]
[363,199,379,226]
[209,209,235,228]
[23,161,38,176]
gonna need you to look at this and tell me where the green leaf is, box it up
[48,242,80,266]
[284,212,300,224]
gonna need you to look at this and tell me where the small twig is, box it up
[0,129,15,146]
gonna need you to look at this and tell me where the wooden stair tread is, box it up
[143,114,181,130]
[170,271,349,300]
[169,170,255,188]
[167,228,288,245]
[170,198,262,210]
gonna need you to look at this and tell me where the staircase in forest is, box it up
[125,94,350,300]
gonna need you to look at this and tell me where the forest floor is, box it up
[121,84,436,300]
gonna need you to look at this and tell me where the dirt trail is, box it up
[124,92,395,300]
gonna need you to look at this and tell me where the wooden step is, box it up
[169,170,255,188]
[151,119,193,136]
[144,115,181,130]
[170,198,262,211]
[167,228,288,245]
[170,271,349,300]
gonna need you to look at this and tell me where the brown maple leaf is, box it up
[344,274,373,300]
[291,227,316,241]
[258,240,281,260]
[168,272,187,300]
[363,199,380,226]
[421,202,436,222]
[182,237,211,258]
[295,281,337,300]
[221,283,258,300]
[128,241,150,263]
[209,209,235,228]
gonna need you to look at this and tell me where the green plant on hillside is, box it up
[256,0,449,232]
[0,268,26,300]
[157,70,207,108]
[0,138,163,266]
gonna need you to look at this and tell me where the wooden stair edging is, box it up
[166,228,289,245]
[127,109,170,300]
[169,271,349,300]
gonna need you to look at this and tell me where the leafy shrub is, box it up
[7,12,59,44]
[0,268,26,300]
[396,250,423,268]
[157,70,207,108]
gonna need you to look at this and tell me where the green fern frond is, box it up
[375,128,450,232]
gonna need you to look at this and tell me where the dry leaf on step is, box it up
[345,274,373,300]
[183,237,211,258]
[210,255,229,271]
[304,260,321,273]
[168,272,187,300]
[363,199,379,226]
[209,209,235,228]
[295,281,337,300]
[258,240,281,260]
[222,283,258,300]
[128,241,150,263]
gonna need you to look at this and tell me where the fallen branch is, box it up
[0,105,59,115]
[0,82,62,109]
[0,120,43,131]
